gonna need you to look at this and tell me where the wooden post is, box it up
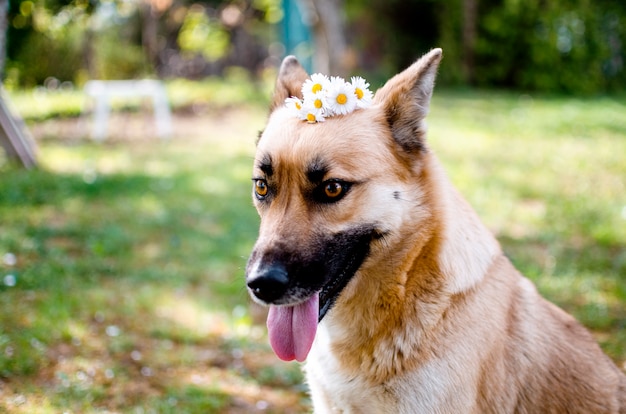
[0,89,37,169]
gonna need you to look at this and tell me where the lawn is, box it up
[1,83,625,413]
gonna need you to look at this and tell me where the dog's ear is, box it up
[270,55,309,112]
[374,48,442,153]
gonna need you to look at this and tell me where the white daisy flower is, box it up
[287,73,372,122]
[300,101,325,123]
[326,76,357,116]
[301,73,331,100]
[310,91,329,113]
[284,96,303,116]
[351,76,373,109]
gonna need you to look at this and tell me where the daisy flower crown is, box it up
[284,73,373,123]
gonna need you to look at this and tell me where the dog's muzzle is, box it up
[246,225,381,320]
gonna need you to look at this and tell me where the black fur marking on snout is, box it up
[317,225,376,321]
[246,225,378,321]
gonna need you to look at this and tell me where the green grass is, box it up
[0,86,625,412]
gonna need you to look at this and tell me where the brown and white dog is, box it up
[245,48,626,413]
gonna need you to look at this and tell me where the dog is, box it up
[245,48,626,413]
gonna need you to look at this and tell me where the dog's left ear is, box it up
[374,48,443,153]
[270,55,309,112]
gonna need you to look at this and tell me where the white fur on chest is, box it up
[305,324,392,413]
[305,323,478,414]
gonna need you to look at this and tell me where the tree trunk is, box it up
[82,25,96,79]
[311,0,348,76]
[141,1,160,73]
[0,0,8,78]
[462,0,478,84]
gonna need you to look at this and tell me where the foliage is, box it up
[92,29,153,81]
[5,0,97,86]
[8,26,83,87]
[0,86,625,411]
[4,0,282,86]
[5,0,626,92]
[177,4,230,62]
[347,0,626,93]
[472,0,625,93]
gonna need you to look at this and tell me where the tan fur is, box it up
[251,49,626,413]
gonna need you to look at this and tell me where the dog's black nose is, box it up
[247,264,289,303]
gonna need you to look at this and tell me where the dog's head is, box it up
[246,49,443,361]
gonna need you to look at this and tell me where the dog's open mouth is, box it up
[258,226,382,362]
[265,255,365,362]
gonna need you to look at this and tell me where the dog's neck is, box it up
[313,152,501,383]
[428,154,501,294]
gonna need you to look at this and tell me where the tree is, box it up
[461,0,477,84]
[311,0,348,75]
[0,0,7,77]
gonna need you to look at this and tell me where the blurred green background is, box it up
[0,0,625,413]
[3,0,626,92]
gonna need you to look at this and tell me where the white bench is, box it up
[83,80,173,141]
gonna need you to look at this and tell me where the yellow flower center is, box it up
[295,101,302,110]
[355,88,364,99]
[314,99,323,109]
[306,113,316,122]
[336,93,347,105]
[312,84,323,93]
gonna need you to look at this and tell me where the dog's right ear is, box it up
[374,48,443,153]
[270,56,309,112]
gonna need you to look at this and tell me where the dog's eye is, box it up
[324,182,343,198]
[316,180,350,203]
[254,179,269,199]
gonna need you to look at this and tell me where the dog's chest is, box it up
[304,323,386,411]
[305,324,478,413]
[306,343,393,412]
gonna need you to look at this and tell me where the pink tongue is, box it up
[267,293,319,362]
